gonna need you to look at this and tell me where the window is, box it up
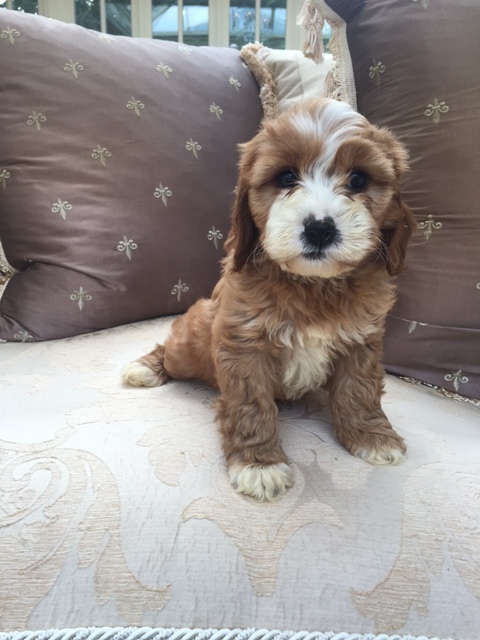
[106,0,131,36]
[152,0,209,46]
[183,0,209,47]
[3,0,311,50]
[74,0,101,31]
[230,0,286,50]
[152,1,179,41]
[0,0,38,12]
[259,1,286,50]
[75,0,132,36]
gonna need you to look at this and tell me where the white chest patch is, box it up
[279,329,333,400]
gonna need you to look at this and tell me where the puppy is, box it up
[122,98,416,502]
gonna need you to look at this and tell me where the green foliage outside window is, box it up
[11,0,38,12]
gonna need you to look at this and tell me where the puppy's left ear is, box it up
[224,184,258,272]
[382,196,417,277]
[375,128,417,276]
[224,141,259,272]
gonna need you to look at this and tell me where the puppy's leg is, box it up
[121,343,170,387]
[328,335,406,465]
[122,299,217,388]
[215,347,293,501]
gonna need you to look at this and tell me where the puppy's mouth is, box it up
[301,249,326,261]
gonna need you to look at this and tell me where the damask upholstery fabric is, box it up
[1,316,480,637]
[302,0,480,400]
[0,9,263,341]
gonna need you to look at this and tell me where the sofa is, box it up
[1,3,479,640]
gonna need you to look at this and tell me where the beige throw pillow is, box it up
[241,43,335,117]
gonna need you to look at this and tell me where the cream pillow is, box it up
[241,43,335,117]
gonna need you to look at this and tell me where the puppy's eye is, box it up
[348,170,368,190]
[276,169,299,189]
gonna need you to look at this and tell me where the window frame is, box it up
[3,0,305,48]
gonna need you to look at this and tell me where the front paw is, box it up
[351,430,406,465]
[228,462,294,501]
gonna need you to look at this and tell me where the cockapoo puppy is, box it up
[122,98,416,502]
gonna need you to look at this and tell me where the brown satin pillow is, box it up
[0,9,263,341]
[304,0,480,400]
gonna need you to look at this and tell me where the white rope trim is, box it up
[0,240,15,279]
[0,238,16,302]
[0,627,455,640]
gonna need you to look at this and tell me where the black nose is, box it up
[303,217,337,250]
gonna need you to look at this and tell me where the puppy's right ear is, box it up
[224,146,259,272]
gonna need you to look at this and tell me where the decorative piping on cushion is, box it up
[396,374,480,408]
[0,240,16,299]
[297,0,357,109]
[240,43,279,120]
[0,627,456,640]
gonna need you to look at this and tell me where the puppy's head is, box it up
[227,98,416,278]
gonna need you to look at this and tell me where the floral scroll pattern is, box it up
[27,111,46,130]
[126,97,145,117]
[444,369,469,392]
[229,76,241,91]
[12,330,34,342]
[424,98,450,125]
[156,63,173,78]
[171,279,189,301]
[183,466,342,596]
[368,59,385,86]
[207,226,223,249]
[1,318,480,634]
[0,168,11,189]
[1,25,20,44]
[185,138,202,159]
[154,183,173,206]
[70,286,92,311]
[352,461,480,631]
[0,425,170,629]
[64,59,84,78]
[209,103,223,120]
[418,214,442,240]
[98,33,114,43]
[91,145,111,166]
[117,236,138,260]
[51,198,73,220]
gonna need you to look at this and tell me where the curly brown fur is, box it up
[122,98,416,501]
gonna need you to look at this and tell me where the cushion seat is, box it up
[1,316,479,636]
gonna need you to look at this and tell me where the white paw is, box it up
[355,443,405,465]
[228,462,294,502]
[121,361,164,387]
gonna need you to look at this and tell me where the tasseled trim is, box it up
[322,23,344,102]
[297,0,324,63]
[297,0,357,109]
